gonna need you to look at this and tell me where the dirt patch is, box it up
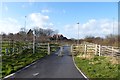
[77,54,94,60]
[105,56,118,65]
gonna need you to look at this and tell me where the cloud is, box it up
[41,9,50,13]
[0,13,52,34]
[49,23,54,26]
[0,17,22,34]
[28,13,50,29]
[64,19,118,38]
[82,19,96,29]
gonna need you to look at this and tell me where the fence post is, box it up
[6,48,8,55]
[33,31,36,54]
[48,43,50,55]
[71,44,73,53]
[84,44,87,54]
[71,44,73,56]
[33,36,35,54]
[98,45,101,56]
[13,47,14,53]
[61,46,63,52]
[112,47,114,57]
[95,44,97,55]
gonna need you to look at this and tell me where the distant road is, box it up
[4,46,87,80]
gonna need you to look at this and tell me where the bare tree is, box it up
[33,27,56,42]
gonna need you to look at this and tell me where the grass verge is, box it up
[74,55,119,80]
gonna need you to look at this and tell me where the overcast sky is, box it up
[0,1,118,39]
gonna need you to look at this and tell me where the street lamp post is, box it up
[23,16,27,49]
[24,16,27,32]
[113,18,115,36]
[112,18,115,47]
[77,22,79,45]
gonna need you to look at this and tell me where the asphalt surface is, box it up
[5,46,86,79]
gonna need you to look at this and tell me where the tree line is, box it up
[1,27,68,43]
[77,34,119,47]
[1,27,119,47]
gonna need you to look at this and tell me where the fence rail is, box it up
[71,42,120,58]
[1,41,60,56]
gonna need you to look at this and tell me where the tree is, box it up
[84,36,95,43]
[45,29,54,36]
[26,29,33,42]
[104,34,117,46]
[8,33,14,40]
[2,33,7,40]
[33,27,56,42]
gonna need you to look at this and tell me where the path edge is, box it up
[72,53,89,80]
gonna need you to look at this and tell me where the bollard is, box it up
[48,43,50,55]
[58,46,63,56]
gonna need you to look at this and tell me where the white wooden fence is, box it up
[37,43,51,55]
[1,42,33,55]
[1,42,60,56]
[71,42,120,57]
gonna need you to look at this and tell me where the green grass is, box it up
[74,55,119,79]
[2,49,46,78]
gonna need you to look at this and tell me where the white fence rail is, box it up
[71,43,120,57]
[37,43,50,55]
[1,41,60,56]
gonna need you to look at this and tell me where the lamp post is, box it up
[77,22,79,45]
[24,16,27,32]
[112,18,115,46]
[24,16,27,41]
[112,18,115,39]
[24,16,27,49]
